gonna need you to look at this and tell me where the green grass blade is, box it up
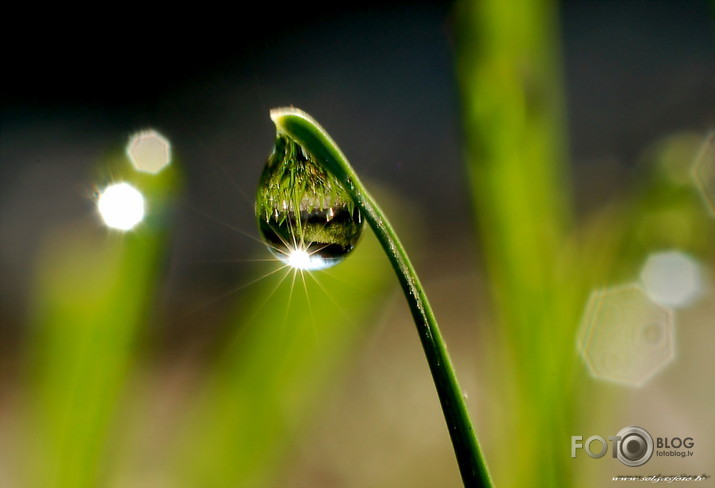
[172,230,393,488]
[272,108,492,487]
[454,1,574,485]
[21,147,178,488]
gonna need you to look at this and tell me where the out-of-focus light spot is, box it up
[577,284,674,387]
[692,132,715,216]
[97,182,145,231]
[126,129,171,174]
[640,250,703,308]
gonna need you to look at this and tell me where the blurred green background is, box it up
[1,1,714,487]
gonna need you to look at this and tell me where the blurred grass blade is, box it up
[454,1,575,485]
[172,225,393,488]
[22,146,178,488]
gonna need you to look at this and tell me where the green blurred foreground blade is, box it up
[172,230,393,488]
[21,147,177,488]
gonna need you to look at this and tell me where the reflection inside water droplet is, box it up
[255,134,364,270]
[259,205,363,270]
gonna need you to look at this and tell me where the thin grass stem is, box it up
[270,107,492,487]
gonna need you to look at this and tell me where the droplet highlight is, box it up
[255,134,364,270]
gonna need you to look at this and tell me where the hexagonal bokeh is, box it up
[578,284,675,387]
[691,132,715,216]
[126,129,171,174]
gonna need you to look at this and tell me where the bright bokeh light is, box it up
[578,284,674,387]
[126,129,171,174]
[97,182,145,231]
[640,250,703,308]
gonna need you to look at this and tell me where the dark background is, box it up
[2,0,714,347]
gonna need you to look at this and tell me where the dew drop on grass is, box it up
[255,134,364,270]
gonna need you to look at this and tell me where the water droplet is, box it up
[255,134,364,270]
